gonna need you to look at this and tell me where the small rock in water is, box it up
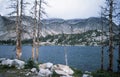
[85,71,91,74]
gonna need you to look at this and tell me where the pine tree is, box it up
[118,24,120,72]
[100,12,104,70]
[102,0,116,72]
[108,0,114,72]
[117,0,120,72]
[116,5,120,72]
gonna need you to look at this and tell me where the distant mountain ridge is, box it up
[0,15,118,41]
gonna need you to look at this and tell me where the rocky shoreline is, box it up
[0,58,93,77]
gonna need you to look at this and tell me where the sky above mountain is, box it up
[0,0,105,19]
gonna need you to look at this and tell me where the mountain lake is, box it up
[0,45,118,72]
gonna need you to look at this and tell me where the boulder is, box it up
[1,59,14,67]
[25,72,31,76]
[1,58,25,69]
[0,58,6,62]
[53,64,74,76]
[13,59,25,69]
[39,62,53,69]
[55,70,69,76]
[45,62,53,69]
[38,68,52,76]
[31,68,37,73]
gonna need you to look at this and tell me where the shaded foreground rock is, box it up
[82,71,93,77]
[38,68,52,76]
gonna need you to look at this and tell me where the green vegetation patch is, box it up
[92,70,120,77]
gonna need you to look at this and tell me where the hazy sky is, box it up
[46,0,105,19]
[0,0,105,19]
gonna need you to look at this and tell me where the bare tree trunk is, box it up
[64,46,68,65]
[36,0,42,62]
[32,0,37,60]
[20,0,23,29]
[16,0,22,59]
[36,45,39,61]
[62,32,68,66]
[108,0,114,72]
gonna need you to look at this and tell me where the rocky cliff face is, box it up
[0,15,118,40]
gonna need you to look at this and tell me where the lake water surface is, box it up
[0,45,118,71]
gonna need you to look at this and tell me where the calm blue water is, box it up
[0,45,118,72]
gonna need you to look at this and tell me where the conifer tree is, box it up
[100,12,104,70]
[102,0,116,72]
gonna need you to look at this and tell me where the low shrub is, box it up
[24,58,37,69]
[72,68,82,77]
